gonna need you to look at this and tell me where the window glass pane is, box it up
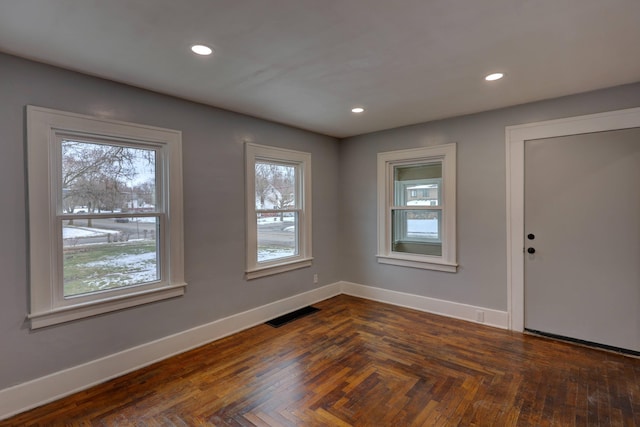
[257,212,298,262]
[255,162,296,210]
[62,216,160,297]
[394,163,441,207]
[61,140,157,215]
[392,209,442,256]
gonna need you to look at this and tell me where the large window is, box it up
[27,106,186,328]
[377,144,457,272]
[245,143,312,279]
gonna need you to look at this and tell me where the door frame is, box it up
[505,107,640,331]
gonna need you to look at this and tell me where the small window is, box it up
[377,144,457,272]
[245,143,312,279]
[27,106,186,328]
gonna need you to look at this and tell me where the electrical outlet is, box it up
[313,273,318,284]
[475,310,485,323]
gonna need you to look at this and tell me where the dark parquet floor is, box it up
[2,295,639,426]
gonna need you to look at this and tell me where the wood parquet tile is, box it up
[2,295,640,426]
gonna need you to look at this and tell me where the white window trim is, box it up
[377,144,457,272]
[245,143,312,279]
[27,106,186,329]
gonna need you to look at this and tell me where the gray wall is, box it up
[338,82,640,311]
[1,51,639,391]
[0,53,340,389]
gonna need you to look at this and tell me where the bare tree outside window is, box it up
[62,141,155,218]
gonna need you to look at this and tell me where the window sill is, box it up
[246,257,313,280]
[377,255,458,273]
[28,283,186,329]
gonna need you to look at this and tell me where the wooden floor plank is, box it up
[2,295,640,426]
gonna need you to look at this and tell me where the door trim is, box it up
[505,107,640,331]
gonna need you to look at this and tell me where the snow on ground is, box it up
[63,226,117,239]
[257,216,295,225]
[83,252,158,289]
[85,252,155,268]
[407,219,438,237]
[63,219,155,240]
[258,249,296,263]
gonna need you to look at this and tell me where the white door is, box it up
[524,127,640,353]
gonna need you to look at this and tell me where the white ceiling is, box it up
[1,0,639,138]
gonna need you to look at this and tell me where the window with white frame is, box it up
[245,143,312,279]
[377,144,457,272]
[27,106,186,329]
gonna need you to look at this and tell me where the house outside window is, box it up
[27,106,186,328]
[377,144,457,272]
[245,143,312,279]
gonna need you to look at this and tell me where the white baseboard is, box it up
[0,281,508,421]
[340,281,509,329]
[0,282,342,421]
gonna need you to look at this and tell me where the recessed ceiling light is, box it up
[351,107,365,113]
[191,44,213,56]
[485,72,504,81]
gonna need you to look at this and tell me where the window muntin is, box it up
[377,144,457,272]
[246,144,312,279]
[27,106,186,328]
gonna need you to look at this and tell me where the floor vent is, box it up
[266,306,320,328]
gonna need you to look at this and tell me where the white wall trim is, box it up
[1,280,509,420]
[0,282,341,421]
[340,281,508,329]
[505,107,640,332]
